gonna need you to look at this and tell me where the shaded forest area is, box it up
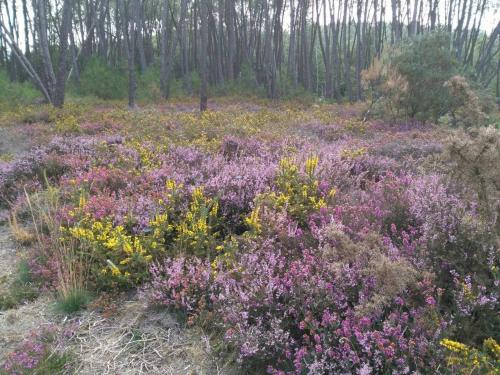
[0,0,499,110]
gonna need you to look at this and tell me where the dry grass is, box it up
[25,185,90,306]
[8,211,34,246]
[66,300,232,375]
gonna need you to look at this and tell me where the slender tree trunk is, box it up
[355,0,362,99]
[200,0,209,111]
[160,0,171,98]
[118,0,137,109]
[179,0,191,94]
[37,0,57,100]
[136,0,147,72]
[226,0,236,80]
[53,0,72,107]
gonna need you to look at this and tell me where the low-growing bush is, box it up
[1,326,73,375]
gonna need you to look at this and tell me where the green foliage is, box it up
[0,260,39,311]
[278,72,317,104]
[137,66,162,101]
[392,32,458,122]
[213,63,267,97]
[55,287,92,314]
[0,69,39,109]
[29,352,73,375]
[440,75,491,128]
[78,57,127,100]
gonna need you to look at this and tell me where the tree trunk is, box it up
[200,0,209,111]
[118,0,137,109]
[37,0,57,100]
[53,0,72,107]
[160,0,170,99]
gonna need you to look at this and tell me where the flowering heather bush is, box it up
[2,103,499,374]
[145,227,444,374]
[1,325,72,375]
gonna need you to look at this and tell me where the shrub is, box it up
[443,126,499,221]
[442,75,489,128]
[363,33,460,123]
[147,183,222,258]
[392,32,458,122]
[0,69,39,109]
[409,172,499,346]
[78,57,126,100]
[440,337,500,374]
[1,326,72,375]
[137,66,162,102]
[61,212,153,289]
[250,156,336,229]
[361,50,409,120]
[145,227,443,374]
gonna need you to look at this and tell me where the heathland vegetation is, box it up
[0,0,499,374]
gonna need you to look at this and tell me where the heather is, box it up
[0,100,499,374]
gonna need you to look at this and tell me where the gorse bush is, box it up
[62,203,154,289]
[440,338,500,374]
[441,75,490,128]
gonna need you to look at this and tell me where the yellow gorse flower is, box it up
[252,156,336,227]
[440,339,470,353]
[440,338,500,374]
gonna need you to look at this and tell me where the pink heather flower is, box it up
[394,296,405,306]
[299,321,306,330]
[358,363,373,375]
[425,296,436,306]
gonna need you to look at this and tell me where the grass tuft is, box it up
[55,287,92,314]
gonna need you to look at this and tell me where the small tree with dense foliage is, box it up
[392,32,458,122]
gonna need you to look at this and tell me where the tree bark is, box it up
[200,0,209,111]
[53,0,72,107]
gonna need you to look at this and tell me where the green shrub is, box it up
[137,66,162,101]
[213,63,267,97]
[363,33,463,123]
[441,75,491,127]
[393,32,458,122]
[79,57,127,100]
[0,69,39,109]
